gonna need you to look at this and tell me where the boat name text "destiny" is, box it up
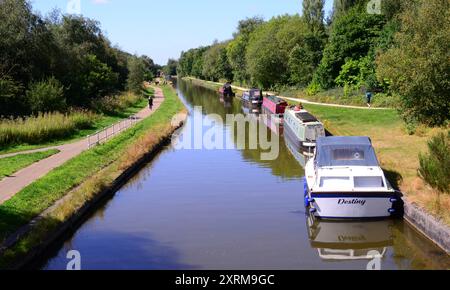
[338,199,367,206]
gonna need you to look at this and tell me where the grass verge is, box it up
[0,150,59,181]
[0,86,185,268]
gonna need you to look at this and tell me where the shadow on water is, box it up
[41,230,197,270]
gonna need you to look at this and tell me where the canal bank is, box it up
[0,86,187,269]
[38,79,449,270]
[182,77,450,256]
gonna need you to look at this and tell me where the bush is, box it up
[0,111,98,147]
[26,77,66,113]
[92,93,142,115]
[418,131,450,194]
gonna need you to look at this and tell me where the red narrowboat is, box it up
[262,95,288,117]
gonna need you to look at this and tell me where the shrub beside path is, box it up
[0,87,164,205]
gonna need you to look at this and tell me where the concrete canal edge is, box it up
[0,112,188,269]
[403,197,450,255]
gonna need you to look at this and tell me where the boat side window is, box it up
[354,176,385,188]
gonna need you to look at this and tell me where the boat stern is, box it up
[308,192,400,219]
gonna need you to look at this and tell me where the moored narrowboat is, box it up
[242,88,263,105]
[262,95,288,122]
[283,106,325,154]
[219,82,235,97]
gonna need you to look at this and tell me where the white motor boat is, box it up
[304,136,401,219]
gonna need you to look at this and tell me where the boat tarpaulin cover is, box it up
[316,137,380,167]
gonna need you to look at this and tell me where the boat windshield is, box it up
[316,137,380,167]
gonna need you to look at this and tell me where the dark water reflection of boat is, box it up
[306,214,394,261]
[284,132,310,167]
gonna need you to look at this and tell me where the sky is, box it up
[31,0,334,65]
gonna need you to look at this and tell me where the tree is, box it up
[246,15,310,88]
[302,0,325,33]
[376,0,450,126]
[202,42,233,82]
[80,54,118,101]
[0,75,23,116]
[163,59,178,76]
[313,6,385,89]
[126,56,150,95]
[227,17,264,85]
[26,77,66,113]
[332,0,365,19]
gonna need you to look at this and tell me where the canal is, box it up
[40,79,449,270]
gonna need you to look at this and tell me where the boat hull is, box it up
[308,192,398,219]
[284,122,316,156]
[262,97,288,115]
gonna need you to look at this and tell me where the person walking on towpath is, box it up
[148,96,154,110]
[366,91,373,108]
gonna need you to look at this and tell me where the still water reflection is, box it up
[41,79,449,270]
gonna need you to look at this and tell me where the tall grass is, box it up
[0,111,99,147]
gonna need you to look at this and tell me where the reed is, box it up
[0,111,99,147]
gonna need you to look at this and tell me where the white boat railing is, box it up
[87,115,139,149]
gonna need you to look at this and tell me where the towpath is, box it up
[0,87,164,205]
[184,77,392,110]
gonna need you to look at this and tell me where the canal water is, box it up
[41,79,449,270]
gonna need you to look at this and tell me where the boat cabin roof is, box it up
[265,95,287,105]
[294,111,318,123]
[316,137,380,167]
[244,89,261,96]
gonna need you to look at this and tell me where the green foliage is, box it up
[26,77,66,113]
[246,15,310,88]
[91,93,143,115]
[376,0,450,126]
[335,55,377,93]
[419,131,450,194]
[303,0,326,33]
[0,75,23,116]
[202,42,233,82]
[226,17,264,85]
[80,54,118,101]
[126,56,150,95]
[0,1,156,115]
[163,59,178,76]
[314,6,385,89]
[332,0,366,19]
[177,47,208,79]
[289,45,316,86]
